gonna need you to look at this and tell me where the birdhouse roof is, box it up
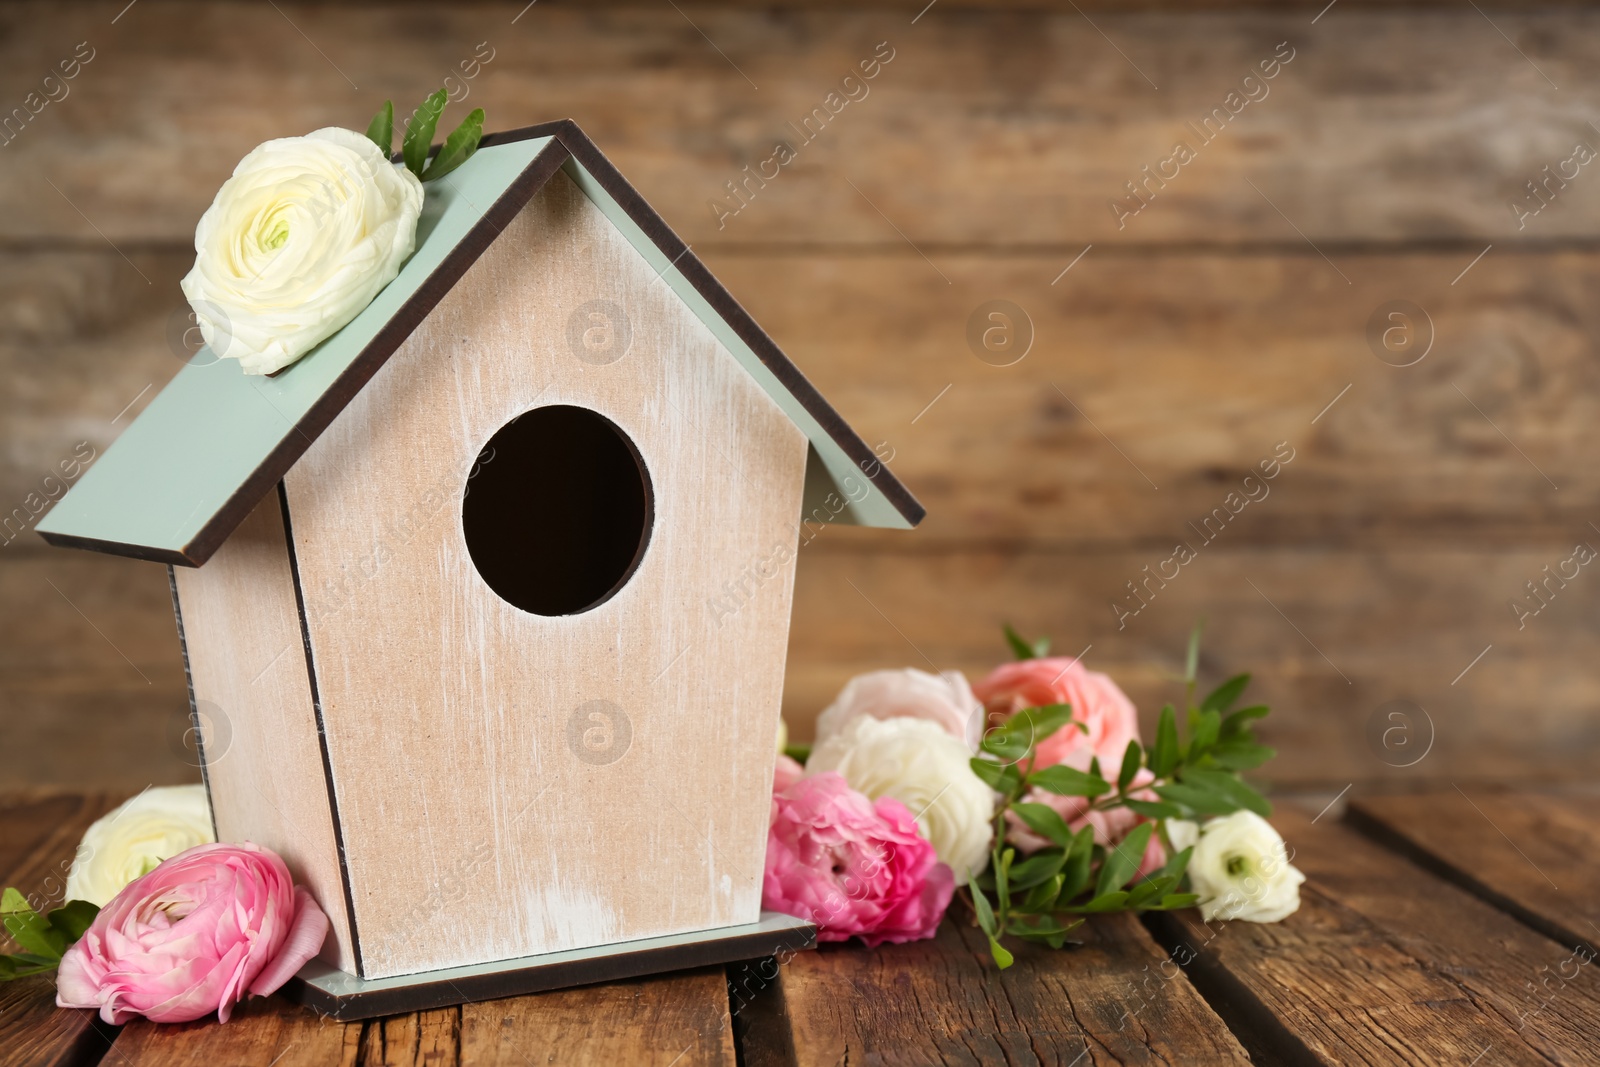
[36,121,924,567]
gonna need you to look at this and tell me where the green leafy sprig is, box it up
[965,623,1275,968]
[367,90,486,183]
[0,888,98,980]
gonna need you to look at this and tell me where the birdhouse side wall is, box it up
[170,491,358,972]
[282,169,809,980]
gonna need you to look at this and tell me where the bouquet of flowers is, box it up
[764,624,1305,965]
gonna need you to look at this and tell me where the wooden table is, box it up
[7,789,1600,1066]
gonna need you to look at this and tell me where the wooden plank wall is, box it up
[2,1,1596,790]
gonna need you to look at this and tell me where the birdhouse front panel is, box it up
[277,169,808,979]
[169,494,360,974]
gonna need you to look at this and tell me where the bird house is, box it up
[36,121,923,1018]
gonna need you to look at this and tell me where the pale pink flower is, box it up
[764,772,952,947]
[773,754,804,793]
[56,842,328,1024]
[814,668,984,751]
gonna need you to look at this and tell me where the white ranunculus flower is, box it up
[65,785,215,906]
[806,715,994,883]
[1165,818,1200,854]
[181,127,424,375]
[1187,810,1305,923]
[814,668,985,751]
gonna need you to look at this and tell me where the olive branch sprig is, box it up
[365,90,485,183]
[964,623,1276,968]
[0,888,98,981]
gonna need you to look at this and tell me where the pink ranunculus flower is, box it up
[56,842,329,1024]
[765,772,953,947]
[773,754,805,793]
[973,657,1139,773]
[1006,769,1168,879]
[814,668,984,751]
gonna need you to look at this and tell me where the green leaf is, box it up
[782,743,811,764]
[1012,802,1075,849]
[0,890,64,960]
[1155,845,1194,885]
[0,888,28,915]
[1156,893,1201,910]
[970,756,1023,795]
[1095,822,1154,897]
[987,935,1014,968]
[1188,709,1221,761]
[1120,797,1184,820]
[995,848,1014,902]
[402,88,449,179]
[1057,827,1095,904]
[422,106,485,182]
[0,952,61,980]
[984,704,1076,762]
[1152,705,1180,778]
[1007,848,1068,891]
[979,729,1031,763]
[45,900,98,944]
[1185,622,1203,683]
[1208,740,1276,771]
[1153,781,1239,816]
[971,885,998,937]
[1070,890,1131,913]
[1181,768,1272,817]
[1028,764,1110,799]
[1003,703,1076,747]
[1220,705,1271,739]
[1117,740,1142,793]
[1009,918,1081,948]
[1201,673,1250,713]
[1006,915,1081,940]
[1019,874,1064,913]
[365,99,394,156]
[1003,623,1038,660]
[1128,873,1177,907]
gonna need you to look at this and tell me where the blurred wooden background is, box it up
[3,0,1597,792]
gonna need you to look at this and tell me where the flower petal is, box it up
[247,886,329,997]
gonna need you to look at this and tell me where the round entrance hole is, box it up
[462,405,653,616]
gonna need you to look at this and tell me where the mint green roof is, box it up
[37,123,922,566]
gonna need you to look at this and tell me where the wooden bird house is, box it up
[36,121,923,1017]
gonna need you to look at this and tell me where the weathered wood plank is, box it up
[0,551,192,790]
[1348,790,1600,955]
[111,995,362,1067]
[1150,806,1600,1065]
[9,246,1600,551]
[106,927,740,1065]
[458,968,736,1066]
[0,792,123,1067]
[755,913,1245,1065]
[707,246,1600,548]
[786,545,1600,788]
[3,4,1598,246]
[6,536,1600,790]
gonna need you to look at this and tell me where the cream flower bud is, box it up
[64,785,215,906]
[180,127,424,375]
[806,716,994,883]
[1187,810,1305,923]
